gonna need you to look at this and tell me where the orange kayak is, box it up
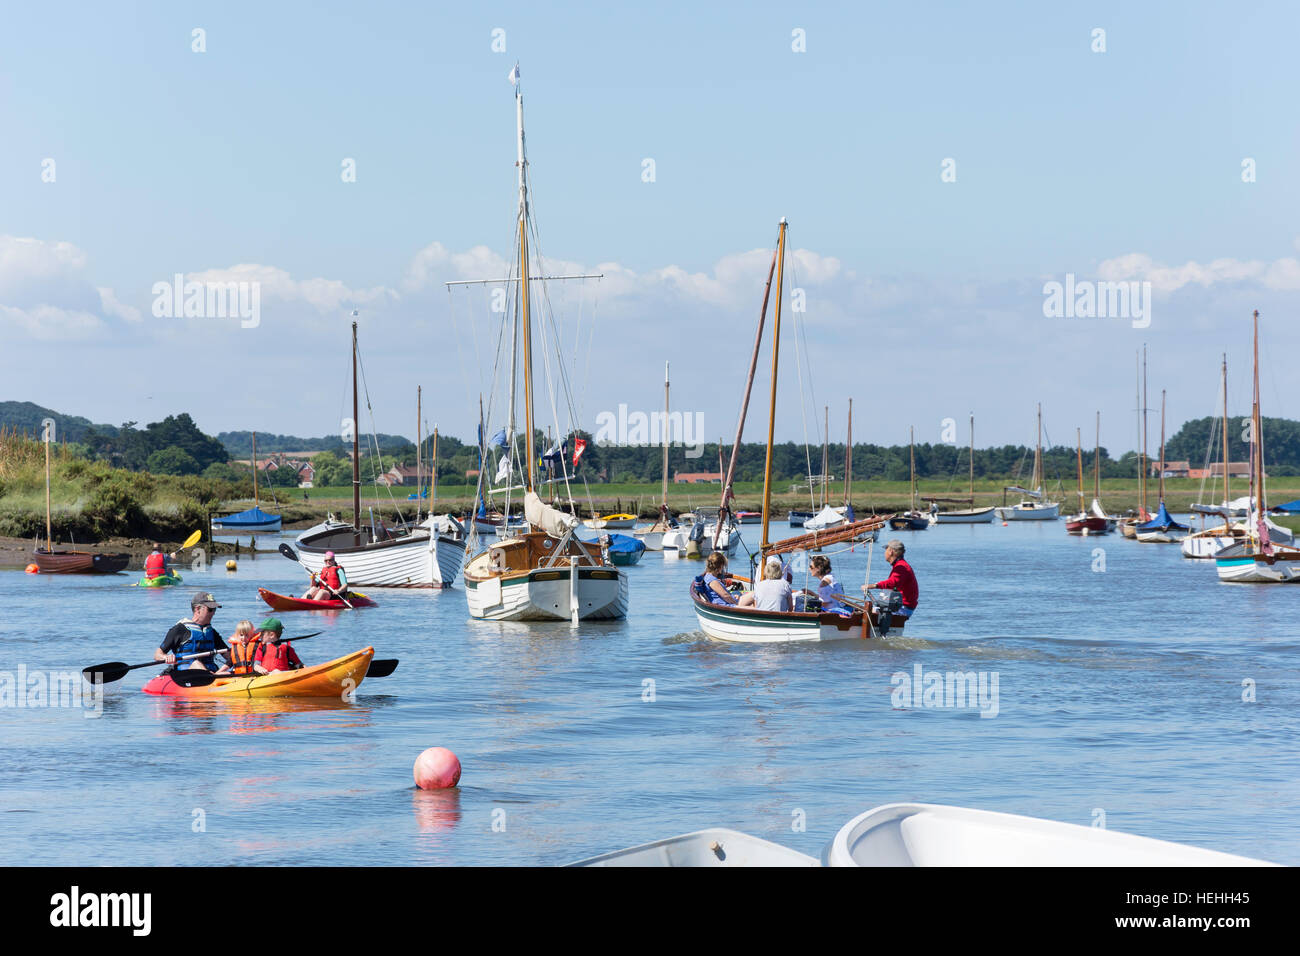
[257,587,377,611]
[141,647,374,699]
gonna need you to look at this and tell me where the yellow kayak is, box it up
[142,647,374,699]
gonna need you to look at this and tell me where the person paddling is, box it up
[302,552,349,602]
[155,592,228,672]
[143,542,177,581]
[253,618,303,673]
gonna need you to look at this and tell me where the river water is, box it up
[2,518,1297,865]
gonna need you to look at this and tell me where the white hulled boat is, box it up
[995,404,1060,520]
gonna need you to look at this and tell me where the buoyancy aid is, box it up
[144,551,167,579]
[317,564,342,591]
[228,639,258,676]
[256,641,295,672]
[173,619,218,672]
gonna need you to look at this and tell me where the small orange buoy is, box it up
[1001,521,1008,527]
[414,747,462,790]
[25,563,39,574]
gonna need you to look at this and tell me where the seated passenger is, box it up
[701,552,737,606]
[739,558,792,611]
[810,555,851,615]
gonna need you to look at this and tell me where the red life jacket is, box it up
[256,641,299,672]
[144,551,167,579]
[317,564,342,591]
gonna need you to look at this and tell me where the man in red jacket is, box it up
[870,539,919,618]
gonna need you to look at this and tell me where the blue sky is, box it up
[3,1,1299,454]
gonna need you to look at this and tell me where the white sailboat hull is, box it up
[298,529,465,588]
[465,565,629,620]
[996,502,1060,520]
[929,507,996,524]
[1215,543,1300,583]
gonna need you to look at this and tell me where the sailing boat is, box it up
[297,321,467,587]
[31,421,129,573]
[1087,411,1117,530]
[1215,311,1300,581]
[461,67,628,621]
[1135,390,1189,543]
[635,362,679,553]
[805,403,852,531]
[889,426,929,530]
[996,404,1060,520]
[691,219,893,643]
[1184,357,1249,558]
[1065,426,1109,535]
[212,431,282,532]
[928,414,996,523]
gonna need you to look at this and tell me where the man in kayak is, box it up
[143,543,177,581]
[253,618,303,672]
[866,539,919,619]
[154,592,228,672]
[302,551,349,602]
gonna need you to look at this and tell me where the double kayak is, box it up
[257,587,377,611]
[142,647,374,699]
[135,573,183,587]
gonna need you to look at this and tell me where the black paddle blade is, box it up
[365,659,399,678]
[169,668,218,688]
[278,543,299,561]
[285,632,323,642]
[83,663,129,685]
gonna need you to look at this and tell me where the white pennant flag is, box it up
[508,64,519,86]
[495,453,511,483]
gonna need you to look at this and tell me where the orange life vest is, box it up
[144,551,167,579]
[317,564,342,591]
[228,639,258,676]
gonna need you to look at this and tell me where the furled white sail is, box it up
[525,491,578,537]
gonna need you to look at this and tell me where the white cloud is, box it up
[0,304,103,339]
[185,264,397,312]
[97,287,142,323]
[1098,249,1300,293]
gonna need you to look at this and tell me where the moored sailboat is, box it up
[1135,390,1189,543]
[211,431,282,533]
[889,426,929,530]
[1065,426,1109,535]
[927,415,996,524]
[31,421,129,574]
[996,404,1060,520]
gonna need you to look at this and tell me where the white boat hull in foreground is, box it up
[298,520,466,588]
[572,829,817,867]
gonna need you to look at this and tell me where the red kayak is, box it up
[257,587,377,611]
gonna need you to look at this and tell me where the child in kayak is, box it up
[254,618,304,673]
[216,620,267,676]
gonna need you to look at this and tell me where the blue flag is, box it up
[491,429,508,450]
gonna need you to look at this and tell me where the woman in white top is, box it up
[810,555,850,615]
[739,559,792,611]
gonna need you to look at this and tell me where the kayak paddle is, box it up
[366,659,399,678]
[278,543,354,609]
[83,649,217,685]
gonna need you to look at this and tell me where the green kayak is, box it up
[135,573,183,587]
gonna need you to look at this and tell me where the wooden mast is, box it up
[1157,389,1167,504]
[661,362,670,521]
[351,320,360,541]
[759,218,788,554]
[909,426,917,512]
[44,423,52,550]
[415,385,422,522]
[1221,354,1230,512]
[1034,403,1043,494]
[1075,428,1085,514]
[1141,347,1149,514]
[968,414,975,501]
[431,426,439,512]
[252,431,259,512]
[516,74,535,498]
[843,398,852,510]
[1252,309,1265,546]
[820,405,829,508]
[1094,411,1102,505]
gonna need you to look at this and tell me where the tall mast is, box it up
[44,425,52,550]
[843,398,852,508]
[351,320,361,538]
[1141,346,1148,513]
[661,362,670,517]
[1094,411,1101,503]
[821,405,829,508]
[759,218,788,554]
[909,426,917,511]
[1221,354,1230,510]
[431,426,439,512]
[1158,389,1167,503]
[1076,428,1085,514]
[252,431,259,511]
[1253,310,1265,541]
[968,414,975,499]
[515,67,535,497]
[415,385,422,523]
[1034,403,1043,493]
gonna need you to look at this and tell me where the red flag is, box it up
[573,438,587,466]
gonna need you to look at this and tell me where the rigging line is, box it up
[356,345,409,527]
[792,296,816,510]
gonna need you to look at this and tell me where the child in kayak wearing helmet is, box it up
[215,620,267,676]
[301,552,349,602]
[253,618,304,673]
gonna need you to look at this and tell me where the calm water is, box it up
[2,520,1298,866]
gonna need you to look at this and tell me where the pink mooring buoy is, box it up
[414,747,462,790]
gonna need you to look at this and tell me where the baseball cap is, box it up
[191,592,221,609]
[258,617,284,633]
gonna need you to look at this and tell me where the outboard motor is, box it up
[864,588,903,637]
[686,517,705,558]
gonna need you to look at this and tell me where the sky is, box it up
[3,1,1299,456]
